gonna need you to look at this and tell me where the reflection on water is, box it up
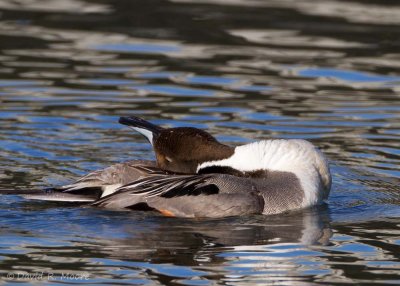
[0,0,400,284]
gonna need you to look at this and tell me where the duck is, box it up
[20,116,331,218]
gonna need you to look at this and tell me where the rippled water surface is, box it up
[1,0,400,284]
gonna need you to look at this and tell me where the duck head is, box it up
[119,116,234,173]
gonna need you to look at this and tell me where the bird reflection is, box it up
[88,204,332,264]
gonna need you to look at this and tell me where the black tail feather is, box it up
[0,188,55,195]
[0,188,98,202]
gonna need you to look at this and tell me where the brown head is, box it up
[119,116,234,173]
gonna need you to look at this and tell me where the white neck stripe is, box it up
[197,139,331,207]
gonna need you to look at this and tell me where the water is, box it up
[0,0,400,284]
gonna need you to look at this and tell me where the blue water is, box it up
[0,0,400,285]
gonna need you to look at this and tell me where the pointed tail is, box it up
[0,188,95,202]
[0,188,48,195]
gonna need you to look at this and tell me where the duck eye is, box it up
[165,156,173,163]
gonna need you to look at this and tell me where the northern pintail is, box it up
[20,116,331,218]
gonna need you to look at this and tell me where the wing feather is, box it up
[92,173,218,206]
[61,163,167,193]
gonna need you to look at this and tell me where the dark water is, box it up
[0,0,400,284]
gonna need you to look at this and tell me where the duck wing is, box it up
[18,161,158,202]
[93,173,217,202]
[61,160,157,192]
[92,173,264,217]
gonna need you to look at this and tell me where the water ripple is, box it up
[0,0,400,284]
